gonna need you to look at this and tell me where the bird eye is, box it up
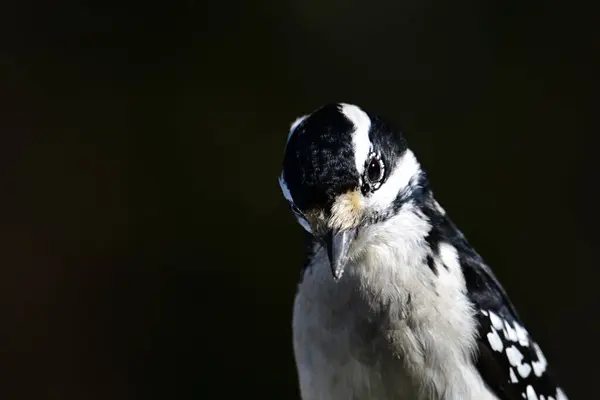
[364,153,385,190]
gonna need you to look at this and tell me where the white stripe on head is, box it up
[366,149,421,209]
[340,103,372,175]
[279,174,312,233]
[286,115,307,145]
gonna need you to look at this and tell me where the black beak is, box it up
[324,228,357,281]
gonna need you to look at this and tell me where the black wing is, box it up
[464,252,565,400]
[423,199,568,400]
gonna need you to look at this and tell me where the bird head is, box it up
[279,103,426,280]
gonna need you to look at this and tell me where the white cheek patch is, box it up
[340,103,372,174]
[366,149,421,210]
[279,174,312,233]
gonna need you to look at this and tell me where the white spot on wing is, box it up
[504,320,519,342]
[487,328,504,352]
[481,310,489,316]
[526,385,538,400]
[513,322,530,347]
[489,311,504,330]
[506,345,532,378]
[556,388,568,400]
[340,103,372,175]
[532,342,548,377]
[366,149,421,210]
[510,367,518,383]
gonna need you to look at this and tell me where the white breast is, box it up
[292,205,499,400]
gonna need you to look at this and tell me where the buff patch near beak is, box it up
[328,190,364,231]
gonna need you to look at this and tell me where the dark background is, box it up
[1,0,597,398]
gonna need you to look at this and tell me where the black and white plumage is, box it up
[278,103,568,400]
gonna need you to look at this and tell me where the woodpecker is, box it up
[278,103,568,400]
